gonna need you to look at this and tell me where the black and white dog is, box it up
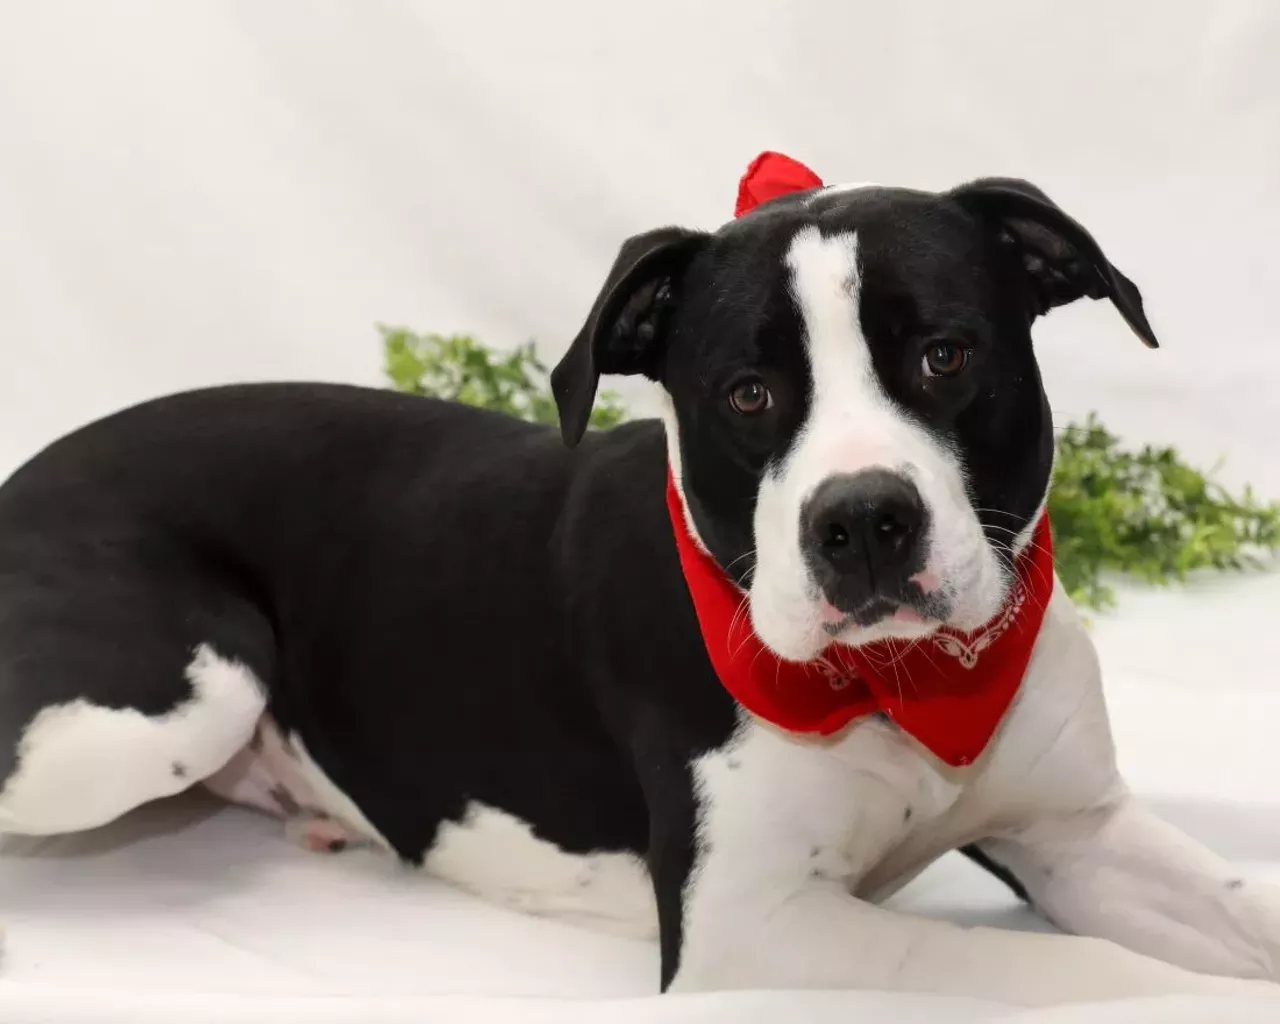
[2,165,1280,1008]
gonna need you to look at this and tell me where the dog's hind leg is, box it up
[0,533,276,838]
[0,642,266,836]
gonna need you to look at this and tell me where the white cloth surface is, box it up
[3,574,1280,1021]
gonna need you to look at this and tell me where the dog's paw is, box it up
[284,813,360,854]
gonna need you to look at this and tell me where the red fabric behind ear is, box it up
[735,152,824,216]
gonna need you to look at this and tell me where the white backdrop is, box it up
[1,0,1278,491]
[4,5,1280,1020]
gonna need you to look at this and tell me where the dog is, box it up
[2,157,1280,1008]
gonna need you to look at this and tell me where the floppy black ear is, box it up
[950,178,1159,349]
[550,227,706,447]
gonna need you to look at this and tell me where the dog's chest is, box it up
[837,721,970,882]
[692,606,1112,903]
[693,713,974,899]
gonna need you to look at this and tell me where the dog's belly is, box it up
[204,714,659,937]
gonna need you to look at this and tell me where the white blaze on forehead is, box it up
[783,226,897,471]
[785,227,864,351]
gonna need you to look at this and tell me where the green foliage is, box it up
[382,328,1280,611]
[1048,415,1280,610]
[381,326,626,431]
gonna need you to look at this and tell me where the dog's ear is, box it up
[950,178,1159,349]
[551,227,707,447]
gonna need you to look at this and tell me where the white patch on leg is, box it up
[0,643,265,835]
[425,801,657,939]
[748,227,1008,661]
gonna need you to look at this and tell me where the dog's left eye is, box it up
[922,342,969,378]
[728,377,774,416]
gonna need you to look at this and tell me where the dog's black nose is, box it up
[802,470,927,602]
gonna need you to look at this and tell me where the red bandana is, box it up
[666,151,1056,766]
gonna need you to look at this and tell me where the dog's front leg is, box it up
[668,865,1276,1005]
[658,724,1275,1006]
[977,793,1280,982]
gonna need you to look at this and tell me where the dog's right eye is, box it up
[921,341,970,378]
[728,377,774,416]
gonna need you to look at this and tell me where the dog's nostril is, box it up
[875,512,911,547]
[822,522,850,549]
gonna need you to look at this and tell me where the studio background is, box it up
[2,4,1280,1021]
[1,1,1277,493]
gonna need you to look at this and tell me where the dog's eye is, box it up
[728,377,773,416]
[922,342,970,378]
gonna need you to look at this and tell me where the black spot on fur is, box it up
[1226,878,1245,891]
[902,806,913,823]
[170,761,187,779]
[810,845,821,859]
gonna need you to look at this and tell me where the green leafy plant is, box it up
[1048,415,1280,610]
[382,327,1280,611]
[381,326,626,431]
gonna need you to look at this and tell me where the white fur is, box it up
[749,227,1007,662]
[657,387,707,552]
[0,643,264,834]
[425,802,656,939]
[672,583,1280,1005]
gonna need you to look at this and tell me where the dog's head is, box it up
[552,178,1157,661]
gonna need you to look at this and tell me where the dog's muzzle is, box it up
[801,469,938,629]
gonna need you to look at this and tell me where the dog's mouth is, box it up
[819,584,954,637]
